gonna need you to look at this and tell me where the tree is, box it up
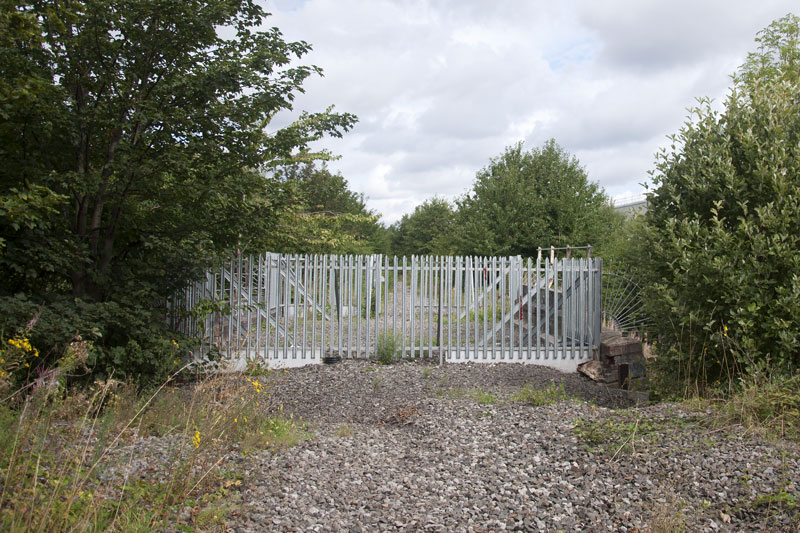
[0,0,356,379]
[452,140,616,257]
[271,162,389,254]
[391,197,455,256]
[644,14,800,391]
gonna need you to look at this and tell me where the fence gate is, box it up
[169,254,602,371]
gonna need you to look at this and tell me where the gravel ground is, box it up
[212,360,799,532]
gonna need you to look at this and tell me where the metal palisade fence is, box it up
[169,253,603,371]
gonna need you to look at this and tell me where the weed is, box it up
[512,380,572,406]
[648,496,687,533]
[244,358,271,376]
[372,377,383,391]
[376,333,401,365]
[433,386,498,405]
[335,424,353,438]
[474,390,496,405]
[422,367,432,379]
[752,489,798,510]
[573,412,697,456]
[711,371,800,443]
[240,408,309,451]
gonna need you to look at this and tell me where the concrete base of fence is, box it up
[209,348,593,372]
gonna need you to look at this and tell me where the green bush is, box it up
[0,294,184,386]
[0,0,356,384]
[644,14,800,393]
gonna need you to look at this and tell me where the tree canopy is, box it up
[644,14,800,391]
[451,140,617,257]
[390,197,455,257]
[0,0,356,379]
[271,162,390,254]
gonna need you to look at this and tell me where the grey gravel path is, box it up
[224,361,800,532]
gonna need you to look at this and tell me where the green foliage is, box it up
[596,213,647,272]
[452,140,617,257]
[391,197,456,256]
[0,0,356,381]
[272,162,390,254]
[644,14,800,391]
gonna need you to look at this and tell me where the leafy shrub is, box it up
[644,14,800,392]
[0,294,185,386]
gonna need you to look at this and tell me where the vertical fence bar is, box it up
[401,256,407,359]
[346,255,353,358]
[433,256,438,361]
[505,258,510,360]
[365,256,372,357]
[373,256,380,354]
[555,257,561,360]
[486,257,490,360]
[594,258,603,358]
[227,260,233,357]
[281,255,289,360]
[255,254,262,360]
[455,256,462,360]
[321,255,328,358]
[579,258,586,359]
[543,258,549,360]
[526,257,532,360]
[310,255,317,360]
[422,255,428,358]
[384,256,389,345]
[409,256,415,359]
[263,255,271,362]
[391,256,397,355]
[272,256,279,360]
[291,255,298,360]
[518,259,524,361]
[447,255,453,362]
[480,257,485,359]
[467,256,474,360]
[563,257,569,360]
[356,255,362,358]
[334,255,340,357]
[301,254,308,360]
[245,256,252,360]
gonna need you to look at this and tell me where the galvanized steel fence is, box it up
[169,254,603,370]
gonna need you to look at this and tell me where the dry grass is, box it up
[0,365,308,531]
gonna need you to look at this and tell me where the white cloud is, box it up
[264,0,798,223]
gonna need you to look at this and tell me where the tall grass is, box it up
[0,360,307,531]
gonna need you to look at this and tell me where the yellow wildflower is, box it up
[193,430,201,448]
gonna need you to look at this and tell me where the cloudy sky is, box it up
[263,0,797,224]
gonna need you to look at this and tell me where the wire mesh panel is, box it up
[172,253,602,370]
